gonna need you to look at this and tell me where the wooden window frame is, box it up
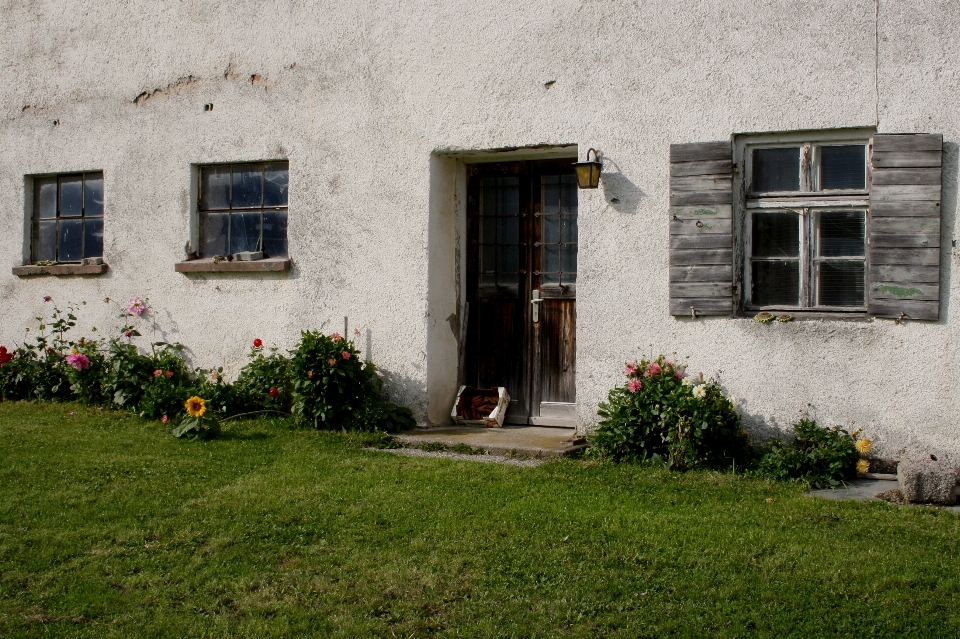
[735,129,874,314]
[30,172,105,265]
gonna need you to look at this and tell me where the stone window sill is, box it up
[174,258,291,273]
[12,264,109,277]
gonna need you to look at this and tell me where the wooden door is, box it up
[464,160,577,427]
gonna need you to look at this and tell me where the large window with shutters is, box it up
[741,133,871,311]
[668,131,942,321]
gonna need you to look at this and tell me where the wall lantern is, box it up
[572,148,603,189]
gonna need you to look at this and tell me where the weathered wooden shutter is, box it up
[868,134,942,320]
[669,141,734,316]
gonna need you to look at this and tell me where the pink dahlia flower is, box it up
[332,332,343,341]
[645,362,662,377]
[624,360,638,375]
[153,369,162,377]
[66,353,90,371]
[341,350,351,360]
[628,379,642,393]
[127,297,146,316]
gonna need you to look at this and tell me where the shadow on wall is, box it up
[940,141,958,323]
[599,157,646,215]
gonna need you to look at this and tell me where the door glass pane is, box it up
[561,245,577,277]
[481,216,496,244]
[263,164,289,206]
[83,218,104,258]
[499,178,519,215]
[35,220,57,262]
[543,244,560,274]
[481,180,498,216]
[498,245,519,274]
[230,212,262,254]
[58,219,83,261]
[560,176,577,213]
[498,216,519,244]
[59,175,83,217]
[752,212,799,257]
[201,166,231,210]
[542,215,559,244]
[261,211,288,257]
[752,147,800,192]
[819,211,864,257]
[561,217,577,243]
[84,174,104,216]
[752,261,800,306]
[232,166,263,208]
[202,213,229,257]
[542,175,560,215]
[819,262,865,306]
[35,178,57,219]
[480,245,496,274]
[820,145,865,190]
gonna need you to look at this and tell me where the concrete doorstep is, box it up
[391,425,587,459]
[809,478,960,512]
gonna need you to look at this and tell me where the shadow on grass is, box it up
[217,431,273,441]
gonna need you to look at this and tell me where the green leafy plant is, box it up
[754,418,859,488]
[65,338,107,405]
[289,330,380,430]
[137,344,194,420]
[589,355,750,470]
[233,340,292,414]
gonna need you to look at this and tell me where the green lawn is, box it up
[0,403,958,638]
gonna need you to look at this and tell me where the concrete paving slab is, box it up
[394,425,585,459]
[809,478,960,512]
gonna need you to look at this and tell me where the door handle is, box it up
[531,290,541,323]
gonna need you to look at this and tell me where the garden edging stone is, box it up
[897,460,957,505]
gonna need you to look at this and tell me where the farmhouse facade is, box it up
[2,1,958,459]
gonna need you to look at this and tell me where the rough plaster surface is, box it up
[2,1,959,461]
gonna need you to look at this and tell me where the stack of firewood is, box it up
[460,394,500,420]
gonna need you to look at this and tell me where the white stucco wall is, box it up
[1,1,958,460]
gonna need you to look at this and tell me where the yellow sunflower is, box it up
[855,438,872,456]
[185,396,206,418]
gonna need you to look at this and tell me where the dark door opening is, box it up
[463,159,577,427]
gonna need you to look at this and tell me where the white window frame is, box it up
[734,129,874,313]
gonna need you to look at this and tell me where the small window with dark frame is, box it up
[198,162,289,258]
[32,172,104,263]
[743,135,870,311]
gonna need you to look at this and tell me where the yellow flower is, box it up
[185,396,206,418]
[856,459,870,475]
[855,438,872,456]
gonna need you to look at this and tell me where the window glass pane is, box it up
[543,244,560,274]
[35,220,57,262]
[35,178,57,219]
[752,261,800,306]
[480,216,496,244]
[200,166,231,210]
[819,211,865,257]
[232,166,263,208]
[819,262,864,306]
[59,175,83,217]
[497,273,520,290]
[202,213,229,257]
[751,212,799,257]
[542,272,560,285]
[58,219,83,261]
[752,147,800,192]
[261,211,288,257]
[820,145,865,190]
[230,212,262,254]
[481,182,498,217]
[84,174,104,217]
[498,245,519,273]
[83,218,104,258]
[263,164,288,207]
[542,215,559,243]
[498,216,519,244]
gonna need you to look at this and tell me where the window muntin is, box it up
[32,172,104,263]
[748,142,868,195]
[198,162,289,258]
